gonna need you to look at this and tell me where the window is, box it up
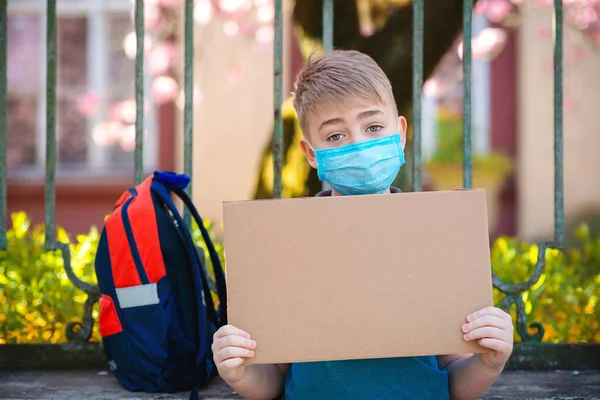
[7,0,158,179]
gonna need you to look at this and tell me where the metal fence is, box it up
[0,0,598,370]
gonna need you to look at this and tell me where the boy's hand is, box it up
[212,325,257,384]
[462,306,514,371]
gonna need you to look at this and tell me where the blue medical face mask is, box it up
[311,130,405,196]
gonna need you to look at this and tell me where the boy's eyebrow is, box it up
[318,117,344,131]
[357,109,384,120]
[318,109,384,132]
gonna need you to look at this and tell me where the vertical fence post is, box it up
[183,0,194,226]
[553,0,564,246]
[322,0,333,52]
[412,0,424,192]
[462,0,473,189]
[42,0,99,342]
[45,0,57,248]
[273,0,283,199]
[320,0,334,192]
[134,0,144,185]
[0,0,7,251]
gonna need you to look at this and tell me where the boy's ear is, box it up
[300,137,318,169]
[398,116,408,149]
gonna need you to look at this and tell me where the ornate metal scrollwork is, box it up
[56,242,100,342]
[492,243,548,342]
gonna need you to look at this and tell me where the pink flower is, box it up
[424,79,444,98]
[219,0,252,15]
[149,44,177,75]
[123,31,153,60]
[458,28,508,62]
[92,121,123,147]
[119,125,137,152]
[129,3,163,30]
[256,4,274,23]
[474,2,486,16]
[483,0,514,24]
[152,75,179,104]
[110,99,137,124]
[194,0,214,25]
[573,7,598,30]
[76,92,103,117]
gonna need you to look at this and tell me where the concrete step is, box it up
[0,370,598,399]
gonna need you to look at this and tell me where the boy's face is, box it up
[300,96,407,170]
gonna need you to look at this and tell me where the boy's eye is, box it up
[367,125,383,133]
[327,133,343,141]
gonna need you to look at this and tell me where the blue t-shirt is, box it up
[282,188,449,399]
[283,356,449,400]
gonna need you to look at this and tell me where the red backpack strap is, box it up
[105,190,143,288]
[126,177,167,284]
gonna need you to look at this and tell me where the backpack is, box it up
[94,171,227,397]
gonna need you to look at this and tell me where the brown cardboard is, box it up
[222,189,493,364]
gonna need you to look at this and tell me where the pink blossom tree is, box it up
[426,0,599,102]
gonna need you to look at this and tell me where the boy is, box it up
[212,50,513,400]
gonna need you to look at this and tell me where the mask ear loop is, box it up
[398,120,404,142]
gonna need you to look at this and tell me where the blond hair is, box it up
[292,50,395,136]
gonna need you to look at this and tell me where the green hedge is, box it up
[492,225,600,343]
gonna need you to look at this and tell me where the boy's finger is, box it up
[462,315,507,333]
[216,346,255,362]
[463,326,505,342]
[478,338,512,354]
[214,325,251,339]
[467,307,509,322]
[213,335,257,352]
[220,357,245,371]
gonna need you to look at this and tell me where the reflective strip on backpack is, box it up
[116,283,160,309]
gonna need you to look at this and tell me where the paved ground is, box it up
[0,370,599,399]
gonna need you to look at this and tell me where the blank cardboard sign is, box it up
[223,189,493,364]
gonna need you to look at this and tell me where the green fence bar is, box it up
[183,0,194,225]
[462,0,473,189]
[412,0,424,192]
[134,0,144,185]
[273,0,283,198]
[40,0,100,342]
[322,0,333,52]
[45,0,57,248]
[320,0,333,192]
[553,0,564,245]
[0,0,7,250]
